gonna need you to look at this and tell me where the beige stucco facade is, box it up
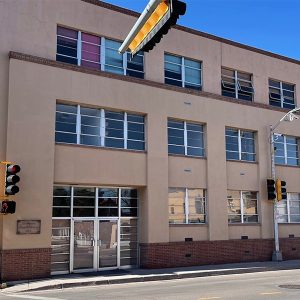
[1,0,300,279]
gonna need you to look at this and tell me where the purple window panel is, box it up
[57,26,78,39]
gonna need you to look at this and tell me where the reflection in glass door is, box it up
[98,220,118,268]
[73,220,95,270]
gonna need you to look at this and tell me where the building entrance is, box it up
[72,219,118,271]
[51,186,138,274]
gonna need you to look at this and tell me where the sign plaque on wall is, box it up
[17,220,41,235]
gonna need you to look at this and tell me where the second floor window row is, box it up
[56,26,144,79]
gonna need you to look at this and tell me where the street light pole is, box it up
[269,107,300,261]
[270,125,281,261]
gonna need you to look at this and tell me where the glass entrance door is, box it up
[73,220,95,270]
[98,220,118,269]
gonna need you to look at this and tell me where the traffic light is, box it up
[267,179,276,200]
[276,179,287,201]
[5,164,21,196]
[1,201,16,214]
[119,0,186,56]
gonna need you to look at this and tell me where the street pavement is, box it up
[1,269,300,299]
[2,259,300,293]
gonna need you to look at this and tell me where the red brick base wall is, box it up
[0,248,51,281]
[140,238,300,268]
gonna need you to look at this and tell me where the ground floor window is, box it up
[51,186,138,274]
[227,190,258,223]
[168,188,206,224]
[278,193,300,223]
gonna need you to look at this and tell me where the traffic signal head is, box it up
[276,179,287,201]
[267,179,276,200]
[119,0,186,56]
[1,201,16,214]
[5,164,21,195]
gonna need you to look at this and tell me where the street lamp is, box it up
[269,107,300,261]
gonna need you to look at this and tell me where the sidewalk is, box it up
[4,259,300,293]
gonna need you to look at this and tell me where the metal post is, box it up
[270,125,282,261]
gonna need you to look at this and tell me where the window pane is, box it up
[168,188,186,224]
[168,145,185,155]
[55,132,77,144]
[127,140,145,150]
[57,27,78,65]
[188,189,205,224]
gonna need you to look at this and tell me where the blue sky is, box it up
[104,0,300,60]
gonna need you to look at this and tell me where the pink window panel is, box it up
[81,33,100,44]
[81,33,101,69]
[57,26,78,39]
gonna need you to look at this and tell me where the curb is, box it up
[6,265,300,293]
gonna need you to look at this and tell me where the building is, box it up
[0,0,300,281]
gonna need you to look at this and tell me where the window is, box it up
[221,68,254,101]
[168,188,206,224]
[225,128,255,161]
[56,26,144,79]
[227,190,258,223]
[55,103,145,151]
[164,54,202,90]
[269,79,296,109]
[278,193,300,223]
[274,134,299,166]
[168,119,205,157]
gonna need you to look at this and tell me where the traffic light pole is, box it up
[269,107,300,261]
[269,125,282,261]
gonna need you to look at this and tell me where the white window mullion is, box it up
[77,31,82,66]
[100,109,105,147]
[124,112,128,149]
[76,105,81,145]
[123,52,127,75]
[184,122,188,155]
[100,37,105,71]
[181,57,185,88]
[240,191,244,223]
[235,71,239,99]
[117,188,122,267]
[95,187,99,219]
[185,188,189,224]
[238,130,242,160]
[69,186,74,273]
[284,136,288,164]
[287,196,291,223]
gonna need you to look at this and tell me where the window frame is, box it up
[225,128,256,162]
[56,26,144,78]
[274,134,299,166]
[55,104,146,151]
[168,119,205,157]
[227,190,259,224]
[168,188,207,224]
[278,193,300,223]
[269,79,296,109]
[221,68,254,101]
[164,53,202,90]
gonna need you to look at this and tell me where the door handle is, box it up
[91,238,95,247]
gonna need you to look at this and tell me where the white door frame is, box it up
[71,218,97,273]
[70,217,120,273]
